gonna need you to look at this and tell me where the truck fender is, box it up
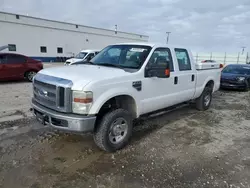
[203,77,215,91]
[195,77,215,98]
[89,88,139,117]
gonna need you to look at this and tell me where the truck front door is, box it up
[173,48,196,101]
[141,47,182,115]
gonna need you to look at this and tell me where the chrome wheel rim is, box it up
[109,118,128,144]
[204,93,211,106]
[28,71,36,81]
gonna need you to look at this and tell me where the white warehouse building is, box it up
[0,11,149,62]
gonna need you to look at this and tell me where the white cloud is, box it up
[0,0,249,52]
[222,11,250,23]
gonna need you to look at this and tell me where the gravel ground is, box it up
[0,89,250,188]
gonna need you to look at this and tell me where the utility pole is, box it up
[166,32,171,44]
[115,25,117,34]
[241,47,246,54]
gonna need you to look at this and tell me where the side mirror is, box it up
[145,59,170,78]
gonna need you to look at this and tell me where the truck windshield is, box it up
[222,65,250,75]
[75,52,88,59]
[90,45,152,69]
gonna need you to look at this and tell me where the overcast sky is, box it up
[1,0,249,53]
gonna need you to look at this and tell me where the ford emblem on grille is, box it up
[38,89,48,97]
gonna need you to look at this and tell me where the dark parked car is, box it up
[220,64,250,91]
[0,53,43,82]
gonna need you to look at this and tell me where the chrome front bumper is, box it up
[32,99,96,133]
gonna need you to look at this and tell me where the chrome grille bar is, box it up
[33,73,73,113]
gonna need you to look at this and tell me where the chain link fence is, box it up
[194,52,249,65]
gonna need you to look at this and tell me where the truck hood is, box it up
[38,65,130,90]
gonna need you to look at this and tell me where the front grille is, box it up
[58,87,65,107]
[34,80,56,90]
[33,74,73,113]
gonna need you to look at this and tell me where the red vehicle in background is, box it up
[0,53,43,82]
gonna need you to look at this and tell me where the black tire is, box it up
[25,71,37,82]
[195,87,213,111]
[93,109,133,152]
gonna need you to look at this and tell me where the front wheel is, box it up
[195,87,212,111]
[93,109,133,152]
[25,71,37,82]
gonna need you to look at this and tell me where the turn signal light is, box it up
[73,98,93,103]
[165,69,170,76]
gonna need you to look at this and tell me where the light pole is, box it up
[166,32,171,44]
[115,25,117,34]
[241,47,246,54]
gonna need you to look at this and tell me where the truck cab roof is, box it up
[112,42,189,50]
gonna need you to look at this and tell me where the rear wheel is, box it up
[25,71,37,82]
[93,109,133,152]
[195,87,213,111]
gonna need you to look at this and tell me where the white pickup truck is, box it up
[32,43,221,152]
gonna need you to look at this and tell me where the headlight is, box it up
[72,91,93,114]
[237,77,246,82]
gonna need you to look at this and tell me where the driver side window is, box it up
[0,55,7,64]
[147,48,174,72]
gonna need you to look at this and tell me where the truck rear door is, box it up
[173,48,196,101]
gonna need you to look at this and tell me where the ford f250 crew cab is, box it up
[31,43,221,152]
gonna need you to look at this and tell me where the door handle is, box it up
[174,76,178,85]
[192,74,195,82]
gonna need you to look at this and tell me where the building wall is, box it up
[0,12,149,62]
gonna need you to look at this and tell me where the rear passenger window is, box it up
[147,48,174,71]
[175,48,191,71]
[0,55,7,64]
[7,54,26,64]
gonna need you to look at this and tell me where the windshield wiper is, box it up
[98,63,123,69]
